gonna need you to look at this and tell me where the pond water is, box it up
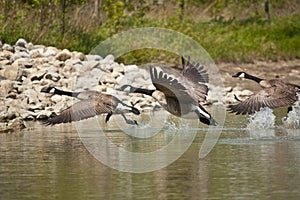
[1,107,300,200]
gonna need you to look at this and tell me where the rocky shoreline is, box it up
[1,39,299,132]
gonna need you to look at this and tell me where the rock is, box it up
[2,44,14,52]
[44,47,58,57]
[50,95,63,103]
[81,60,100,72]
[0,50,13,60]
[16,38,27,48]
[29,47,44,58]
[99,72,116,85]
[26,42,35,50]
[100,54,115,65]
[19,110,36,120]
[75,68,104,89]
[0,80,14,97]
[0,117,26,133]
[17,57,33,68]
[10,51,30,62]
[36,110,55,120]
[30,70,46,81]
[0,74,6,80]
[3,62,23,81]
[86,54,102,61]
[73,51,86,61]
[28,103,45,112]
[44,72,61,82]
[124,65,138,73]
[56,49,72,61]
[113,63,125,74]
[21,89,38,104]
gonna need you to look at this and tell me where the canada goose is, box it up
[229,72,300,115]
[41,87,140,125]
[118,57,217,126]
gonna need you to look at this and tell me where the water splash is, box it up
[282,93,300,129]
[247,107,276,130]
[246,107,276,138]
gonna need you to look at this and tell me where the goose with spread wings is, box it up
[118,57,217,126]
[41,87,140,125]
[229,72,300,115]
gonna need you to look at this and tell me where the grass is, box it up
[1,6,299,64]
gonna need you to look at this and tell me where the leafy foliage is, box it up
[0,0,299,63]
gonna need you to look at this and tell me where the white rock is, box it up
[86,54,102,61]
[44,47,58,57]
[101,54,115,64]
[99,72,116,85]
[124,65,138,73]
[10,51,30,62]
[16,38,27,48]
[2,44,14,52]
[50,94,63,103]
[26,42,35,50]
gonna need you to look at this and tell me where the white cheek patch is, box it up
[116,103,131,111]
[239,73,245,78]
[50,88,56,94]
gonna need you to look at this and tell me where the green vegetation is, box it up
[0,0,299,63]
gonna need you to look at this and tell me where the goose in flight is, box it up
[41,87,140,125]
[229,72,300,115]
[118,57,217,126]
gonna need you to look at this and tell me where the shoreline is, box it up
[1,39,299,132]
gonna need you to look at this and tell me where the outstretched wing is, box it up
[181,56,209,83]
[43,99,114,125]
[228,86,297,115]
[150,66,193,103]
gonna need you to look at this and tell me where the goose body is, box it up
[118,57,217,126]
[229,72,300,115]
[41,87,140,125]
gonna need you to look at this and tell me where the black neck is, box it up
[54,88,79,97]
[244,73,263,83]
[131,86,155,96]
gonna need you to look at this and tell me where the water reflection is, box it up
[0,112,300,199]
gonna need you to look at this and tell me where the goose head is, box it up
[232,72,246,78]
[41,86,56,94]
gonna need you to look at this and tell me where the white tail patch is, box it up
[192,105,211,119]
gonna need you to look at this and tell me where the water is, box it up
[1,109,300,199]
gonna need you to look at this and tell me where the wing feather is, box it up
[228,86,298,115]
[181,56,209,83]
[43,98,115,125]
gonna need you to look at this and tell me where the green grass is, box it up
[1,12,299,64]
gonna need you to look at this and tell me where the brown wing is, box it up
[181,56,209,83]
[150,66,193,103]
[228,86,298,115]
[43,98,115,125]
